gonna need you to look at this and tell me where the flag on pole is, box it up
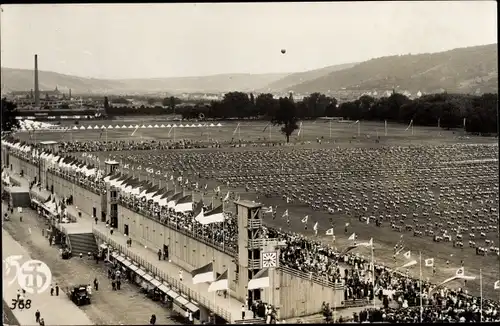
[263,206,273,214]
[348,233,356,241]
[282,209,288,218]
[456,267,464,277]
[425,258,434,267]
[403,251,411,259]
[401,260,417,268]
[191,262,215,284]
[223,191,230,202]
[313,222,318,236]
[326,228,334,236]
[247,269,270,290]
[208,270,229,292]
[356,238,373,247]
[494,280,500,290]
[366,217,370,224]
[301,215,308,223]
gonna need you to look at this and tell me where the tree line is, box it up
[172,91,498,136]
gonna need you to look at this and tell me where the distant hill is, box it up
[289,44,498,94]
[2,44,497,96]
[259,62,357,93]
[0,68,289,95]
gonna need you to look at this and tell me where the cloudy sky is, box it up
[1,2,497,79]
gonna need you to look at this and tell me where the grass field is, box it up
[17,119,496,146]
[15,119,499,300]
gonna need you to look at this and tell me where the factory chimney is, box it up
[34,54,40,108]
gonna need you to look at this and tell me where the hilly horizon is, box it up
[1,43,497,95]
[289,43,498,94]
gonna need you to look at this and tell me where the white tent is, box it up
[209,123,215,127]
[86,126,93,130]
[107,125,114,129]
[172,124,177,128]
[197,123,203,127]
[94,125,100,129]
[73,126,79,130]
[79,126,86,130]
[129,125,135,129]
[166,124,171,128]
[153,124,159,128]
[160,124,165,128]
[114,125,121,129]
[141,125,147,128]
[147,124,153,128]
[179,124,184,128]
[216,123,222,127]
[121,125,127,128]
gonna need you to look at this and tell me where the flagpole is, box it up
[384,120,387,136]
[371,244,375,308]
[329,120,332,139]
[419,251,423,323]
[480,268,483,322]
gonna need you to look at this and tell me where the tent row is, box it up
[69,123,224,130]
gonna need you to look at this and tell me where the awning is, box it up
[185,302,199,313]
[99,243,108,249]
[122,260,132,268]
[128,263,139,272]
[158,284,169,294]
[174,295,189,306]
[115,255,125,263]
[136,268,146,277]
[111,252,119,258]
[31,198,42,206]
[166,290,179,300]
[143,273,153,282]
[151,279,161,287]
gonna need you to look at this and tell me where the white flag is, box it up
[456,267,464,277]
[494,280,500,290]
[366,217,370,224]
[301,215,308,223]
[313,222,318,231]
[223,191,230,202]
[401,260,417,269]
[282,209,288,218]
[348,233,356,241]
[425,258,434,267]
[326,228,334,236]
[403,251,411,260]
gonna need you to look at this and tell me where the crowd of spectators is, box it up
[58,139,286,153]
[5,140,500,323]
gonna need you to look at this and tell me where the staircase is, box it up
[67,233,98,256]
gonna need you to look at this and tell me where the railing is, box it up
[247,239,264,249]
[93,227,232,322]
[48,169,103,195]
[119,200,237,256]
[248,259,261,269]
[247,219,262,229]
[279,265,344,290]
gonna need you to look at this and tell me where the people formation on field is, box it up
[4,139,500,323]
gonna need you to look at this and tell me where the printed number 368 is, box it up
[11,299,32,310]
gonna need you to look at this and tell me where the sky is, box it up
[0,2,497,79]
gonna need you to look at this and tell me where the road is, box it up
[2,202,181,325]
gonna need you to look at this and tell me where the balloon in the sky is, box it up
[281,49,286,54]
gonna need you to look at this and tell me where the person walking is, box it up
[150,314,156,325]
[35,310,41,324]
[55,283,59,296]
[94,278,99,291]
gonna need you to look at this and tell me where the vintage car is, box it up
[67,285,91,306]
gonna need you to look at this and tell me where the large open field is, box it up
[16,119,499,300]
[16,118,496,146]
